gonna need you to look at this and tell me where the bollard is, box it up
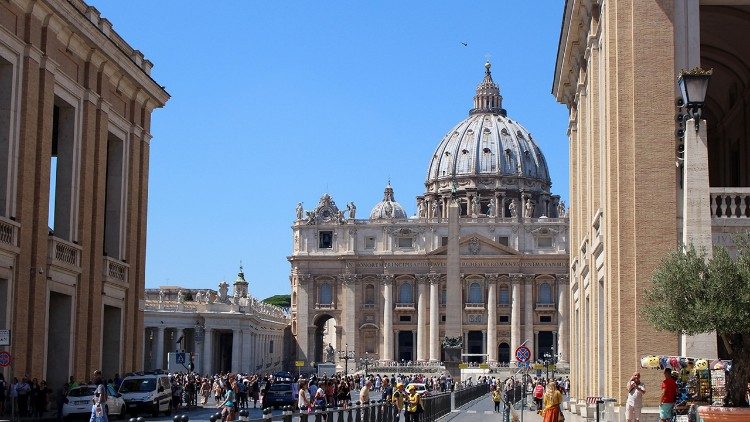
[181,415,190,422]
[174,416,181,422]
[129,419,137,422]
[283,405,293,422]
[263,407,273,421]
[238,408,250,421]
[136,418,145,422]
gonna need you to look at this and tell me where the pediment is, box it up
[428,233,520,256]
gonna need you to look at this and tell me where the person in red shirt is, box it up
[533,381,545,413]
[659,368,678,422]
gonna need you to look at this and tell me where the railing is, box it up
[362,303,376,309]
[454,383,490,408]
[103,256,129,284]
[0,217,19,247]
[48,236,81,269]
[535,302,555,310]
[394,302,415,310]
[315,303,335,309]
[465,303,484,310]
[422,391,453,420]
[710,188,750,218]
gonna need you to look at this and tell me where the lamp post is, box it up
[338,343,355,375]
[359,352,374,378]
[677,67,713,131]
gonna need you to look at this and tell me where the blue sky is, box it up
[88,1,569,300]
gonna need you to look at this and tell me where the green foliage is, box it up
[645,237,750,336]
[263,294,291,308]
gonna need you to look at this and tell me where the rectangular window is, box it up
[399,315,411,323]
[319,231,333,249]
[499,315,509,323]
[459,200,468,216]
[49,98,76,240]
[497,236,509,246]
[537,237,553,248]
[365,236,375,250]
[0,58,13,217]
[269,340,274,353]
[441,236,448,247]
[104,133,125,258]
[441,315,446,322]
[540,315,552,323]
[398,237,413,248]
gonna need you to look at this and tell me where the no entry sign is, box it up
[0,351,11,367]
[515,345,531,363]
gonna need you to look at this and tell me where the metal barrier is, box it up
[454,383,490,408]
[421,391,452,420]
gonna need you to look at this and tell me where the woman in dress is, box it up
[626,372,645,422]
[542,380,563,422]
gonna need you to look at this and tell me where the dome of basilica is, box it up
[425,62,551,193]
[370,183,408,220]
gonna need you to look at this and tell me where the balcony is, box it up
[315,303,335,310]
[535,302,556,310]
[48,236,82,272]
[711,188,750,219]
[362,303,376,309]
[103,256,129,285]
[0,217,19,251]
[464,302,485,310]
[394,302,415,311]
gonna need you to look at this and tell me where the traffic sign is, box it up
[0,351,11,367]
[295,360,305,367]
[0,329,9,346]
[515,345,531,363]
[176,352,186,364]
[517,361,530,369]
[458,363,469,369]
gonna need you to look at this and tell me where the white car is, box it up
[62,384,125,419]
[407,383,429,396]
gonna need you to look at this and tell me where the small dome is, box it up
[370,183,407,220]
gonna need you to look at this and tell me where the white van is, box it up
[118,372,173,417]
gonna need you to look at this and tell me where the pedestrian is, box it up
[88,401,109,422]
[298,379,311,421]
[392,383,405,422]
[492,386,503,413]
[659,368,677,422]
[542,380,562,422]
[0,374,6,416]
[533,381,544,412]
[359,380,371,404]
[55,384,69,422]
[404,384,422,422]
[626,372,645,422]
[218,376,237,421]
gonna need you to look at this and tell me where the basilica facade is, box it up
[289,64,569,370]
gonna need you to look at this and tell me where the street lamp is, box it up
[678,67,713,131]
[338,343,355,375]
[359,352,375,378]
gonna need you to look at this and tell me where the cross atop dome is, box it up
[470,61,506,116]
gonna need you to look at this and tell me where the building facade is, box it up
[143,268,290,375]
[290,64,569,371]
[0,0,168,387]
[553,0,748,407]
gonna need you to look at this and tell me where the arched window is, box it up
[498,286,510,305]
[364,284,375,305]
[538,282,552,304]
[319,283,333,305]
[468,282,482,303]
[399,282,413,304]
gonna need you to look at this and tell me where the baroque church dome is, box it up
[425,62,551,193]
[370,183,408,220]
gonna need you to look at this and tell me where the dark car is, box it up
[264,382,295,409]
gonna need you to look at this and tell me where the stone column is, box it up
[296,274,312,362]
[429,274,440,362]
[155,327,165,369]
[178,328,186,352]
[446,200,462,339]
[343,275,357,351]
[524,275,535,359]
[482,330,487,362]
[382,275,394,361]
[510,274,522,361]
[681,120,718,358]
[557,275,569,363]
[203,328,213,375]
[231,329,242,373]
[486,274,499,362]
[416,274,428,361]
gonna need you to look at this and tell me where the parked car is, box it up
[62,384,125,419]
[264,382,296,409]
[118,373,172,417]
[407,383,429,397]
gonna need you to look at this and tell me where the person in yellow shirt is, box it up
[392,383,406,422]
[404,385,423,422]
[492,387,503,413]
[542,381,563,422]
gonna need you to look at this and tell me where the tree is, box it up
[262,294,291,309]
[644,235,750,407]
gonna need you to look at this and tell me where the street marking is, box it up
[467,410,476,413]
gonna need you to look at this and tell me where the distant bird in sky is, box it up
[461,42,468,47]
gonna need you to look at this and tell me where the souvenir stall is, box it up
[640,355,730,411]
